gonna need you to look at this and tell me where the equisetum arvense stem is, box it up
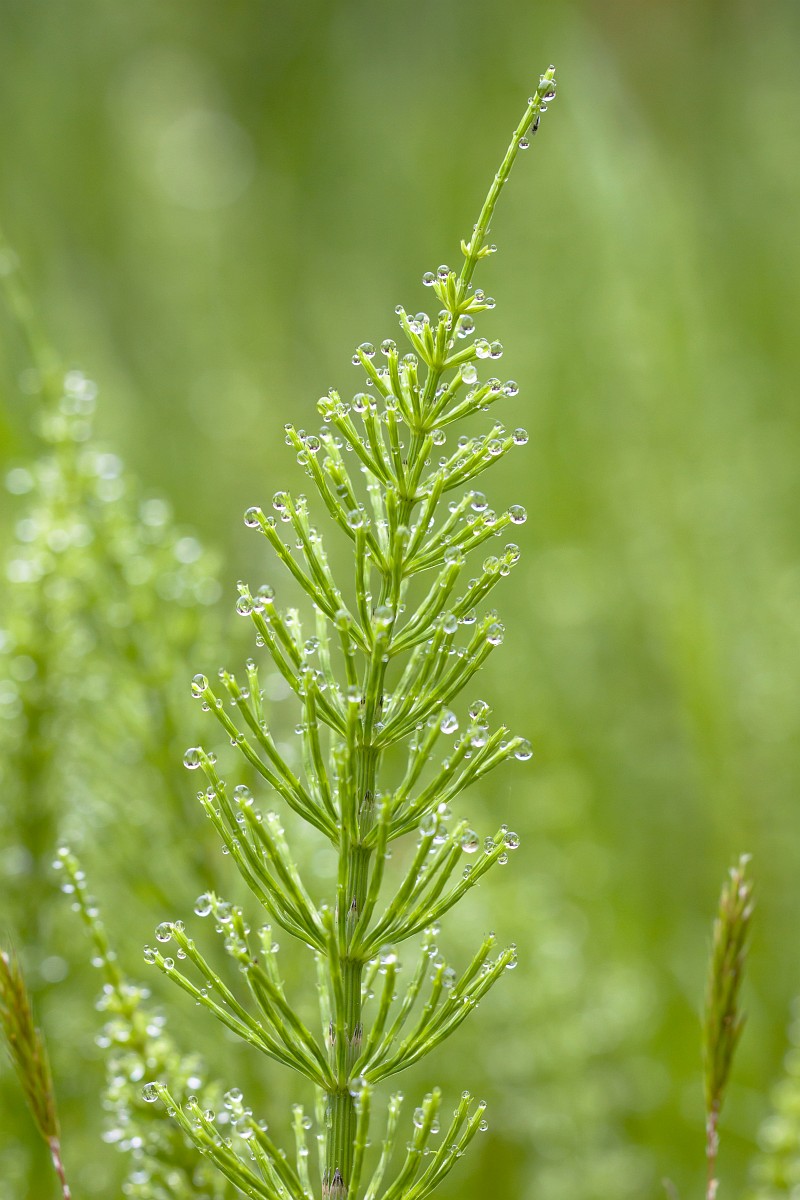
[321,67,554,1198]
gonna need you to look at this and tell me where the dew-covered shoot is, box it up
[54,848,235,1199]
[142,66,557,1200]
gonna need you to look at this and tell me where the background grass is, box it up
[2,2,800,1198]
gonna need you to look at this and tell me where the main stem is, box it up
[324,745,378,1200]
[459,65,554,296]
[321,70,554,1198]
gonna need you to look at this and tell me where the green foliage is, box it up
[750,1002,800,1197]
[142,69,557,1200]
[0,63,650,1200]
[0,286,221,910]
[0,240,223,1194]
[3,9,799,1197]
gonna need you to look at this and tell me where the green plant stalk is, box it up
[322,71,555,1197]
[0,948,71,1199]
[703,855,754,1200]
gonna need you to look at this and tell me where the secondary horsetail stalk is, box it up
[141,66,557,1200]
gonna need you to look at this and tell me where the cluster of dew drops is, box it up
[344,318,530,475]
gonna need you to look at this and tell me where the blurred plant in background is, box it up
[0,251,224,1194]
[750,1004,800,1198]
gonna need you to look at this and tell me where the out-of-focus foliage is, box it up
[751,1002,800,1197]
[1,2,800,1199]
[0,263,225,1194]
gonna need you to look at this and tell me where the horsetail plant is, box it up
[54,849,235,1200]
[143,67,558,1200]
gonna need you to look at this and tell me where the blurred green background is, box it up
[2,1,800,1198]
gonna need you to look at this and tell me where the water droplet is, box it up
[191,674,208,696]
[155,922,173,943]
[183,747,203,770]
[244,507,262,528]
[359,342,376,359]
[142,1083,159,1104]
[422,271,436,287]
[460,830,479,854]
[381,338,397,354]
[442,614,458,635]
[234,784,254,807]
[475,339,491,360]
[479,1118,489,1132]
[419,812,437,837]
[504,831,520,850]
[431,428,446,446]
[194,894,213,917]
[347,509,364,529]
[440,711,458,735]
[486,624,504,647]
[462,364,478,385]
[508,505,527,525]
[514,740,533,761]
